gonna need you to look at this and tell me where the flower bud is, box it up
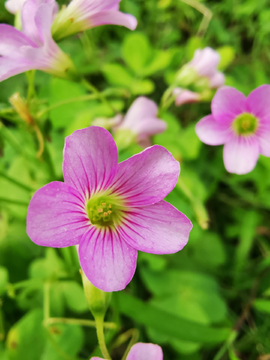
[81,270,111,319]
[9,93,33,125]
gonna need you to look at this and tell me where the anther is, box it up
[101,202,106,207]
[97,208,103,213]
[103,212,108,217]
[108,210,112,215]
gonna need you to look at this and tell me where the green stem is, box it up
[180,0,212,37]
[43,143,57,180]
[0,171,35,192]
[45,317,117,329]
[121,329,139,360]
[0,300,5,341]
[213,331,238,360]
[44,282,51,322]
[81,79,117,115]
[0,197,29,206]
[0,121,36,162]
[26,70,36,102]
[95,316,111,360]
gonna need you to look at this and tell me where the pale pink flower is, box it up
[92,343,163,360]
[173,88,201,106]
[27,126,192,292]
[5,0,26,14]
[0,0,77,82]
[115,97,167,147]
[187,47,225,89]
[52,0,137,40]
[195,85,270,174]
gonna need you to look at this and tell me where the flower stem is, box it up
[95,316,111,360]
[44,317,117,329]
[180,0,212,37]
[26,70,36,102]
[81,79,117,115]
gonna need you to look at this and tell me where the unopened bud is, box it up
[81,270,111,319]
[175,65,198,87]
[114,128,136,152]
[9,93,33,125]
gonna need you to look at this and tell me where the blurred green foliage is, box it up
[1,0,270,359]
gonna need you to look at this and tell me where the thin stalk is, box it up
[44,282,51,322]
[0,300,5,341]
[26,70,36,102]
[45,317,117,329]
[95,316,111,360]
[0,121,36,162]
[81,79,117,115]
[0,171,35,192]
[180,0,212,37]
[121,329,139,360]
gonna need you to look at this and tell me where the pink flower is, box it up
[187,47,225,89]
[195,85,270,174]
[0,0,77,82]
[115,97,167,148]
[27,126,192,292]
[52,0,137,40]
[91,343,163,360]
[173,88,201,107]
[5,0,26,14]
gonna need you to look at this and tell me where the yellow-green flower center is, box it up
[86,194,125,228]
[232,112,258,136]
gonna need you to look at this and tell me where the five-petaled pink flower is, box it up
[115,97,167,148]
[52,0,137,40]
[187,47,225,89]
[27,126,192,292]
[91,343,163,360]
[0,0,77,82]
[195,85,270,174]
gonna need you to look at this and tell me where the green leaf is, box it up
[6,309,46,360]
[29,248,67,281]
[0,266,8,296]
[116,292,230,343]
[142,50,173,76]
[141,269,227,324]
[48,78,87,128]
[102,64,133,87]
[253,299,270,314]
[42,324,84,360]
[218,46,235,70]
[61,281,88,313]
[122,32,152,73]
[131,79,155,95]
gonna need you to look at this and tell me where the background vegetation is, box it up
[0,0,270,359]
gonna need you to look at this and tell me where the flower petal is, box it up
[87,10,137,30]
[22,0,58,45]
[209,71,225,89]
[247,85,270,120]
[211,86,247,125]
[0,56,35,82]
[123,97,158,128]
[127,343,163,360]
[256,124,270,157]
[119,200,192,254]
[78,227,137,292]
[223,136,260,174]
[189,47,220,78]
[110,145,180,207]
[195,115,231,145]
[0,24,33,56]
[63,126,118,198]
[135,118,167,138]
[27,181,89,247]
[5,0,27,14]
